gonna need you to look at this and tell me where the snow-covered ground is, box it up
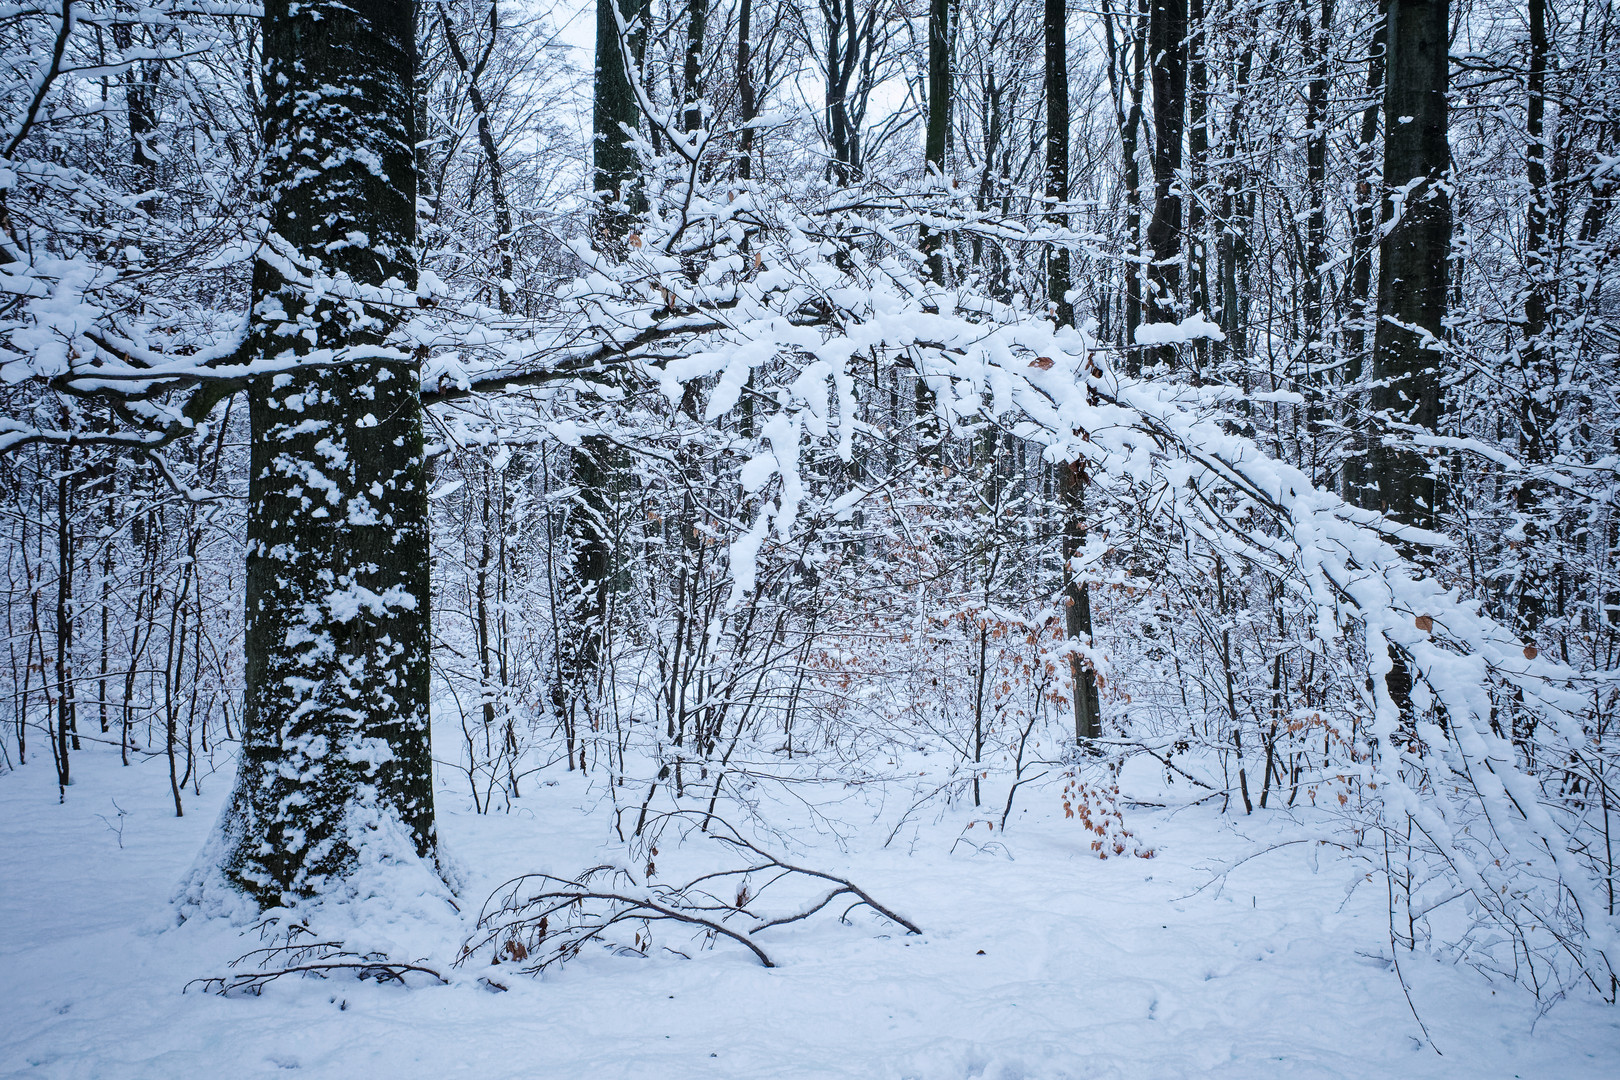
[3,748,1616,1080]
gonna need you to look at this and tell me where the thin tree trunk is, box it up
[477,471,497,743]
[1048,0,1100,743]
[437,2,515,313]
[1046,0,1072,330]
[54,446,74,795]
[1217,46,1254,379]
[97,469,112,734]
[111,17,160,213]
[1103,0,1148,366]
[1342,1,1387,505]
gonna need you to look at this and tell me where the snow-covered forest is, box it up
[2,0,1619,1073]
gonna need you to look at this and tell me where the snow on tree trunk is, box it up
[215,0,437,905]
[1143,0,1187,363]
[1045,0,1101,743]
[1366,0,1450,530]
[594,0,645,244]
[921,0,951,284]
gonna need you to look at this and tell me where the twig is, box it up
[460,812,921,974]
[186,959,446,996]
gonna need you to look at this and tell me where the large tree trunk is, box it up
[556,434,619,768]
[1143,0,1187,364]
[566,0,643,756]
[736,0,756,180]
[594,0,645,242]
[1184,0,1208,377]
[922,0,951,284]
[683,0,708,133]
[1300,0,1334,475]
[1045,0,1072,331]
[1364,0,1451,530]
[1360,0,1449,728]
[219,0,436,904]
[437,2,515,315]
[1514,0,1554,631]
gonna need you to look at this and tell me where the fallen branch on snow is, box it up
[185,924,446,996]
[460,812,920,972]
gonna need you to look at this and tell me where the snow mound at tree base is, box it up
[172,798,466,972]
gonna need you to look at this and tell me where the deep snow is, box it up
[3,747,1616,1080]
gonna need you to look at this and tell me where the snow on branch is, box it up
[449,155,1616,993]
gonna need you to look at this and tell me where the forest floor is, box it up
[2,742,1617,1080]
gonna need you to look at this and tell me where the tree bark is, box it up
[1364,0,1451,530]
[1045,0,1072,330]
[1216,46,1252,380]
[556,433,617,758]
[219,0,436,903]
[921,0,952,284]
[683,0,708,133]
[110,18,160,212]
[737,0,756,179]
[1301,0,1333,471]
[1185,0,1208,376]
[1061,456,1103,744]
[1515,0,1554,631]
[53,446,73,795]
[823,0,866,184]
[594,0,645,241]
[573,0,643,739]
[1144,0,1187,364]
